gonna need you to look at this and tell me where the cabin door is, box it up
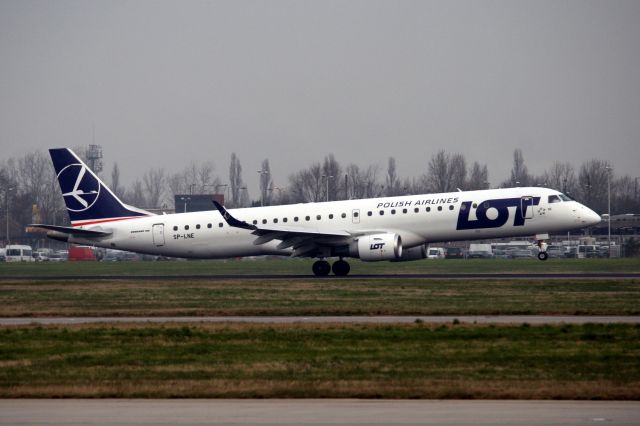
[152,224,165,247]
[352,209,360,224]
[521,197,534,220]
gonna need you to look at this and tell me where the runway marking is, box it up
[2,315,639,325]
[2,272,639,281]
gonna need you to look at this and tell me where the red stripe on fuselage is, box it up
[71,216,148,227]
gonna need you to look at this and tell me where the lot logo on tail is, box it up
[58,164,100,212]
[456,197,540,230]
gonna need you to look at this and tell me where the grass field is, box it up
[1,257,640,276]
[1,323,638,399]
[1,278,639,317]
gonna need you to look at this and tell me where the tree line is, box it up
[1,147,638,244]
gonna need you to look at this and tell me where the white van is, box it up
[427,247,445,259]
[5,245,35,262]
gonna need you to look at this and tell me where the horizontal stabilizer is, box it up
[27,224,112,237]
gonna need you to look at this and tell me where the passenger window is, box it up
[316,215,321,220]
[329,214,334,219]
[305,216,310,221]
[438,206,443,211]
[402,209,407,214]
[274,218,278,223]
[368,211,372,216]
[196,224,201,229]
[219,223,223,227]
[353,212,359,218]
[379,211,384,216]
[262,219,267,224]
[185,225,189,230]
[173,226,178,231]
[253,220,258,225]
[391,209,396,215]
[426,207,431,212]
[294,217,299,222]
[449,205,454,210]
[283,218,288,223]
[414,208,419,213]
[341,213,346,218]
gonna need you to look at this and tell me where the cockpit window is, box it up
[548,195,562,204]
[559,193,574,202]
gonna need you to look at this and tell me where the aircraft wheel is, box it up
[537,252,549,261]
[332,259,351,276]
[312,260,331,276]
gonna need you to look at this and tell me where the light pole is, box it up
[606,166,612,257]
[179,196,191,213]
[322,175,333,202]
[5,187,13,245]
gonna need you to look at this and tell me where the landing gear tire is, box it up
[332,259,351,276]
[312,260,331,276]
[537,252,548,261]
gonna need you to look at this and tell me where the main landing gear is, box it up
[312,258,351,276]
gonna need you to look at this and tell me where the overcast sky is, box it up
[1,0,639,195]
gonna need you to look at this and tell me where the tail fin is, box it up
[50,148,152,226]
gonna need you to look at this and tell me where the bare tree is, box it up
[449,153,467,190]
[578,159,611,213]
[467,162,489,190]
[288,163,323,203]
[423,150,467,193]
[322,154,342,201]
[259,159,273,206]
[346,163,380,199]
[142,168,166,209]
[110,162,125,200]
[385,157,399,196]
[544,161,577,194]
[507,149,530,186]
[229,153,244,207]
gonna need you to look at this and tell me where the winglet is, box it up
[212,200,256,231]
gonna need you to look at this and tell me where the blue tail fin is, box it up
[50,148,151,226]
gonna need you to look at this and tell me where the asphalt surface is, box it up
[2,272,640,280]
[2,400,639,425]
[3,315,640,325]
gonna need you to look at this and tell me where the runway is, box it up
[3,315,640,325]
[2,272,640,281]
[2,400,639,425]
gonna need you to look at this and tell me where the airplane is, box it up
[31,148,602,276]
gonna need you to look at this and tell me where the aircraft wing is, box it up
[27,224,112,237]
[212,201,354,257]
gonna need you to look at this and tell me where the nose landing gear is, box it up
[535,234,549,261]
[312,258,351,276]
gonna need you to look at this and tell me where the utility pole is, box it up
[5,187,13,245]
[606,166,612,257]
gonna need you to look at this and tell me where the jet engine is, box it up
[353,233,402,261]
[391,244,427,262]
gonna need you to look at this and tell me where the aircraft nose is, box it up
[579,205,601,226]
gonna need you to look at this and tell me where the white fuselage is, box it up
[68,187,600,259]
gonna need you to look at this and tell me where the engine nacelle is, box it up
[355,233,402,261]
[391,244,427,262]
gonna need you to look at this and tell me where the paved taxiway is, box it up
[2,315,640,325]
[2,400,639,425]
[2,272,639,281]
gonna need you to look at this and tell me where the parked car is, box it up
[492,249,510,259]
[427,247,445,259]
[445,247,465,259]
[510,249,535,259]
[467,250,493,259]
[546,245,565,258]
